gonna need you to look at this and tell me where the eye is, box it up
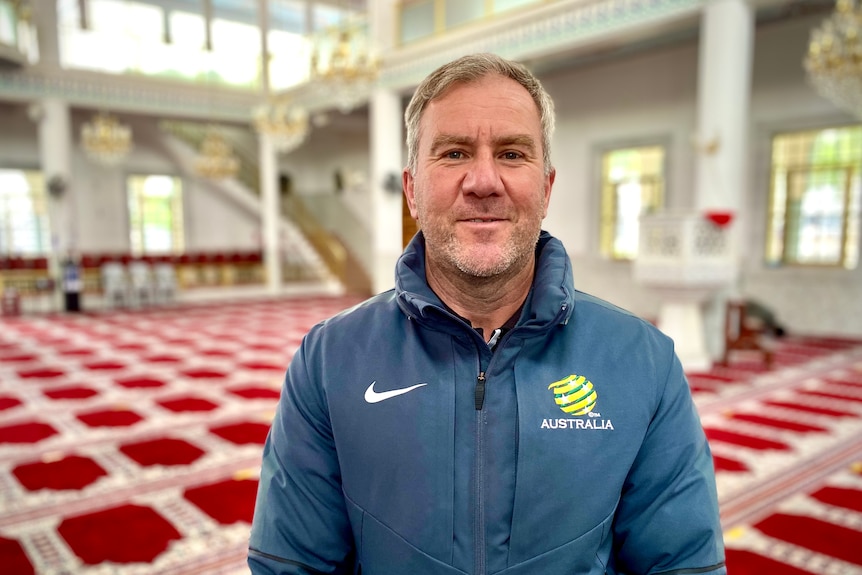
[501,151,523,160]
[445,150,465,160]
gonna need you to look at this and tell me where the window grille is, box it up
[766,125,861,269]
[0,169,49,255]
[127,174,184,256]
[599,145,665,260]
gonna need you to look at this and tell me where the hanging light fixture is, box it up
[253,100,310,154]
[81,112,133,165]
[803,0,862,119]
[309,20,378,113]
[194,127,240,180]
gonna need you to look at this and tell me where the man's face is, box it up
[403,74,555,279]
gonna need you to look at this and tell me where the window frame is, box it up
[765,124,861,270]
[596,141,668,261]
[126,173,185,257]
[0,167,50,256]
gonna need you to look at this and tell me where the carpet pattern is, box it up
[1,297,861,574]
[690,338,862,573]
[0,296,364,575]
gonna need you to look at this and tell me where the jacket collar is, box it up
[394,231,574,335]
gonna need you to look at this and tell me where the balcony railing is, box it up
[634,211,738,288]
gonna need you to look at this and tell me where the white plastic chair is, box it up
[127,261,155,307]
[100,262,129,308]
[153,263,177,305]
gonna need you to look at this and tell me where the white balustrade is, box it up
[634,211,738,371]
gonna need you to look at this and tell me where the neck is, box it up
[426,259,534,342]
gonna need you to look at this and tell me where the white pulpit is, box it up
[634,211,737,371]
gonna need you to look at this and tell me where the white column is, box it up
[695,0,754,216]
[698,0,754,358]
[37,98,73,311]
[650,0,754,369]
[368,88,405,294]
[259,132,281,294]
[38,97,73,251]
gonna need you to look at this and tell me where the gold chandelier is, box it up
[81,113,133,164]
[804,0,862,119]
[253,101,310,154]
[194,127,240,180]
[309,22,378,113]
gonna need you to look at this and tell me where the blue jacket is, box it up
[249,231,726,575]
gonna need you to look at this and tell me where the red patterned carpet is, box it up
[1,296,861,574]
[690,337,862,573]
[0,296,365,575]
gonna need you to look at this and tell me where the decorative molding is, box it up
[379,0,706,90]
[0,70,258,123]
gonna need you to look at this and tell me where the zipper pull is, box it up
[475,371,486,410]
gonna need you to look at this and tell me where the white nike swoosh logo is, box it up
[364,381,427,404]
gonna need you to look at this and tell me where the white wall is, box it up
[540,38,700,320]
[537,13,861,337]
[0,106,262,254]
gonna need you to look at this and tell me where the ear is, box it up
[402,169,419,219]
[542,168,556,218]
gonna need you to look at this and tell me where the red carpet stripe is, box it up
[754,513,862,565]
[0,536,34,575]
[0,421,57,443]
[825,377,862,388]
[810,485,862,513]
[727,413,828,433]
[0,396,22,411]
[704,428,790,451]
[724,549,818,575]
[712,454,749,472]
[762,399,858,418]
[798,389,862,403]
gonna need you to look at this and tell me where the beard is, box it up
[416,195,546,280]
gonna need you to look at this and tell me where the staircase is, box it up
[159,121,372,295]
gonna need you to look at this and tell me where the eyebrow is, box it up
[429,134,538,155]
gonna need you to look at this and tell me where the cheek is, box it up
[413,181,448,215]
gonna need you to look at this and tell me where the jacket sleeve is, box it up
[609,343,726,575]
[248,331,356,574]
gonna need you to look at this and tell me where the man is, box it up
[249,53,726,575]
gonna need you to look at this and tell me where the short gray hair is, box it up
[404,53,555,176]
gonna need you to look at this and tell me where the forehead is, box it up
[419,75,541,141]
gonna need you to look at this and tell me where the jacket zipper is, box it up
[474,366,489,574]
[475,371,486,410]
[474,329,505,573]
[474,374,486,575]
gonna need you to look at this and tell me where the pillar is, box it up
[259,132,282,293]
[368,87,405,294]
[648,0,754,369]
[366,0,405,294]
[696,0,754,360]
[695,0,754,217]
[37,98,73,312]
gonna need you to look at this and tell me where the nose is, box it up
[461,152,504,197]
